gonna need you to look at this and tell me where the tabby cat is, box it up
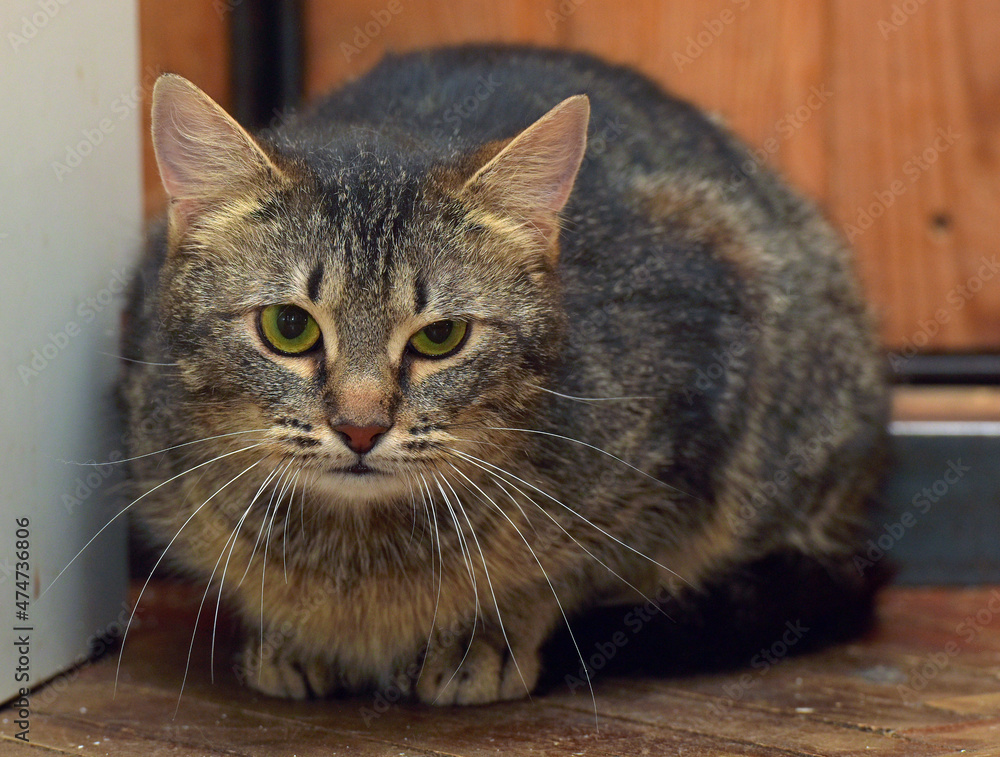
[122,46,888,705]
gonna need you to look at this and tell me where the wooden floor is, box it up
[4,582,1000,756]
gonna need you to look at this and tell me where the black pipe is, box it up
[889,353,1000,385]
[231,0,302,130]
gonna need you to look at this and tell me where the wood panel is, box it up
[303,0,561,99]
[7,581,1000,754]
[829,1,1000,354]
[893,387,1000,422]
[138,0,232,217]
[302,0,1000,353]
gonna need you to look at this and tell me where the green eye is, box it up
[408,319,468,358]
[259,304,322,355]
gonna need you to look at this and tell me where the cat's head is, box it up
[149,74,588,504]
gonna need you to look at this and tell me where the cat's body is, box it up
[122,46,888,704]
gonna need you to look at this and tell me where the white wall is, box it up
[0,0,139,704]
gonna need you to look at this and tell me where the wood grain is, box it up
[134,1,1000,347]
[893,386,1000,421]
[139,0,232,217]
[6,581,1000,755]
[300,0,1000,352]
[303,0,560,99]
[829,1,1000,353]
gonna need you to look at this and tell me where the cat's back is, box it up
[297,46,746,182]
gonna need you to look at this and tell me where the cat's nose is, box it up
[332,423,390,455]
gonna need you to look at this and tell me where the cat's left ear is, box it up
[151,74,288,236]
[462,95,589,258]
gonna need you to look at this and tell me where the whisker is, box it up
[443,461,595,723]
[529,384,662,403]
[282,467,303,583]
[416,473,445,687]
[404,475,419,552]
[42,442,268,598]
[450,448,694,591]
[299,468,309,541]
[178,456,274,702]
[450,454,672,622]
[429,473,480,704]
[433,474,478,609]
[114,456,265,702]
[261,463,298,653]
[237,459,294,588]
[100,351,181,367]
[62,428,272,467]
[210,462,286,677]
[450,454,539,537]
[443,465,532,699]
[482,425,702,503]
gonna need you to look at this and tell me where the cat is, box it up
[121,45,889,706]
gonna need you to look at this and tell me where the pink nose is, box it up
[333,424,389,454]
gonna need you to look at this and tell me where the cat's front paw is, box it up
[415,633,539,705]
[237,637,335,700]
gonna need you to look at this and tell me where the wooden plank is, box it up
[33,671,810,757]
[19,712,236,755]
[26,707,441,756]
[138,0,232,217]
[546,681,946,756]
[896,719,1000,752]
[561,0,830,203]
[303,0,561,99]
[893,388,1000,422]
[828,0,1000,351]
[0,734,80,755]
[301,0,1000,353]
[14,583,1000,756]
[303,0,829,201]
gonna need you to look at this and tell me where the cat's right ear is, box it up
[151,74,286,237]
[460,95,589,261]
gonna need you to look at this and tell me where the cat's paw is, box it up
[237,638,335,700]
[415,633,539,705]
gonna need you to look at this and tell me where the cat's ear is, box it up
[151,74,286,233]
[462,95,589,257]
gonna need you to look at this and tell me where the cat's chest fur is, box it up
[123,46,887,704]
